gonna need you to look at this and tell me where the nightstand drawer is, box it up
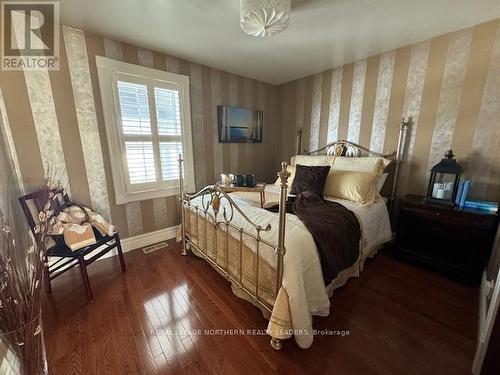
[402,204,494,227]
[398,211,479,262]
[403,206,452,225]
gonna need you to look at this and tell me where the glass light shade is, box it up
[430,172,456,200]
[240,0,291,37]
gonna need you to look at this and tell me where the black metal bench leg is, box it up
[115,233,126,273]
[78,256,93,301]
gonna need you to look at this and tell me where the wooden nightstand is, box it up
[219,183,266,208]
[394,195,499,284]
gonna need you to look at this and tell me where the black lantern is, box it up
[426,150,462,206]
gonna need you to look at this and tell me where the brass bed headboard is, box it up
[295,118,410,214]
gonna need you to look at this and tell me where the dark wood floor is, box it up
[42,241,478,375]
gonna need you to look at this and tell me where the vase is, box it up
[0,312,48,375]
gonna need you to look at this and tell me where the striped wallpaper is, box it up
[1,19,499,241]
[0,26,278,239]
[277,18,500,202]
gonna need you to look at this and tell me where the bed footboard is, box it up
[178,156,290,350]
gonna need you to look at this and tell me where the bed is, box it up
[176,120,409,350]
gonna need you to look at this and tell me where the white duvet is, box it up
[188,188,392,348]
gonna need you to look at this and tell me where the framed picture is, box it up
[217,105,263,143]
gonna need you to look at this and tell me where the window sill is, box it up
[116,185,179,205]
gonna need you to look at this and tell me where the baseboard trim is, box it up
[99,225,178,260]
[121,226,178,253]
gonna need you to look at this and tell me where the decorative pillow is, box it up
[323,171,380,205]
[291,155,335,167]
[273,165,296,187]
[332,156,391,174]
[290,165,331,196]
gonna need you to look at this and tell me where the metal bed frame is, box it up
[178,158,290,350]
[177,118,410,350]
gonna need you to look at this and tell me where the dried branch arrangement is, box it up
[0,180,57,374]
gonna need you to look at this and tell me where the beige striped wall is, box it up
[277,18,500,201]
[1,19,499,241]
[0,26,278,239]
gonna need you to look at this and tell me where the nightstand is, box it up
[394,195,499,284]
[219,183,266,208]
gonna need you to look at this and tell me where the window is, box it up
[96,57,195,204]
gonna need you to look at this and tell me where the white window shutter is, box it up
[124,141,156,184]
[117,81,151,135]
[155,87,183,182]
[154,87,182,136]
[159,142,182,181]
[96,56,195,203]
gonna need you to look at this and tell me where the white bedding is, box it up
[264,184,392,261]
[188,187,392,348]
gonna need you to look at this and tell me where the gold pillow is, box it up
[274,165,296,187]
[323,171,380,205]
[332,156,391,175]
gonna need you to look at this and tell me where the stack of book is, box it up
[455,179,470,207]
[455,179,498,213]
[463,199,498,213]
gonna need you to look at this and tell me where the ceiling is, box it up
[61,0,500,85]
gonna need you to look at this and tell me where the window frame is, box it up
[96,56,195,204]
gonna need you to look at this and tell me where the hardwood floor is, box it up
[42,241,478,375]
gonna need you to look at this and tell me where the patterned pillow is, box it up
[290,164,331,196]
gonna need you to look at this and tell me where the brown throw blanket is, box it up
[267,192,361,285]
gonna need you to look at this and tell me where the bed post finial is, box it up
[278,161,290,185]
[178,154,187,256]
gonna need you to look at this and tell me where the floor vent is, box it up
[142,241,168,254]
